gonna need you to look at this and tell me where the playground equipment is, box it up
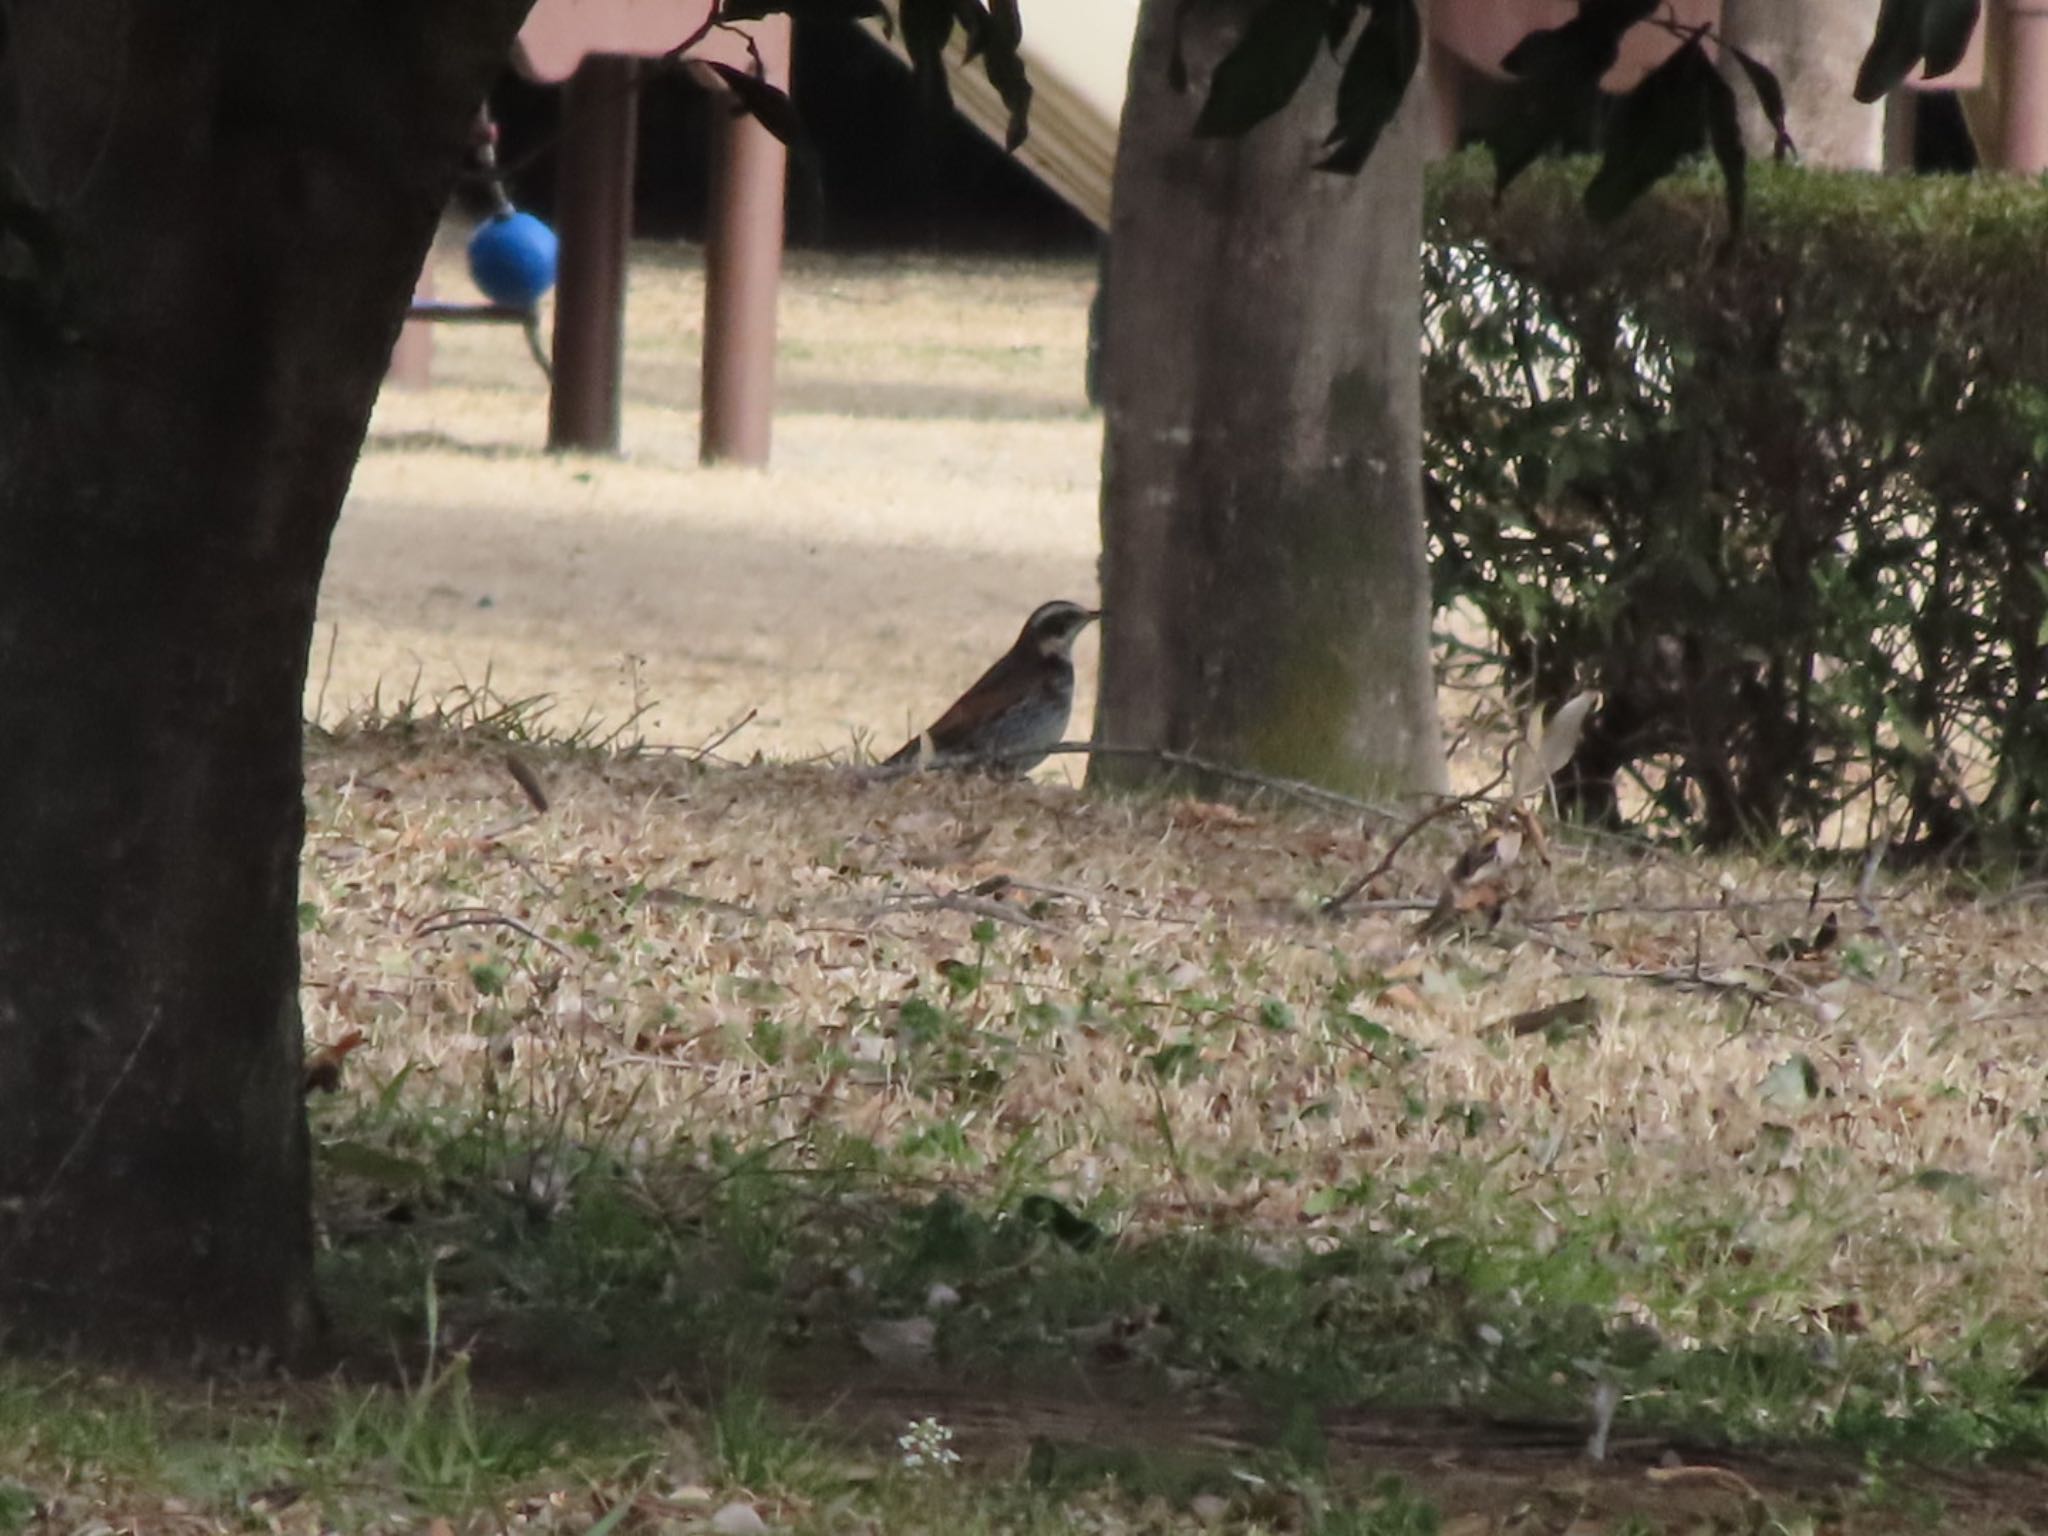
[392,0,788,466]
[392,0,2031,468]
[467,211,560,310]
[896,0,2002,228]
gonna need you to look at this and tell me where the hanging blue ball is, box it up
[467,211,559,309]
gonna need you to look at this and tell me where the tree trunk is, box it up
[0,1,530,1361]
[1719,0,1885,169]
[1093,0,1447,799]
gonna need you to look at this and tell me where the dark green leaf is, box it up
[1580,0,1661,31]
[1921,0,1981,78]
[979,0,1033,148]
[1025,1438,1060,1485]
[1484,98,1576,196]
[952,0,990,62]
[1501,15,1616,80]
[914,1191,986,1265]
[318,1140,434,1190]
[1499,21,1587,79]
[1194,0,1331,139]
[1168,0,1195,92]
[1907,1166,1984,1201]
[1728,45,1793,160]
[1854,0,1927,101]
[1583,37,1713,222]
[987,0,1021,49]
[1316,0,1422,174]
[1489,5,1638,196]
[1017,1194,1105,1250]
[901,0,957,111]
[1701,60,1745,236]
[1325,0,1363,53]
[702,62,809,150]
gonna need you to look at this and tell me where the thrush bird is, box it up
[886,599,1100,774]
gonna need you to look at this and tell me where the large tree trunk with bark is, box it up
[0,1,529,1361]
[1719,0,1884,168]
[1092,0,1447,799]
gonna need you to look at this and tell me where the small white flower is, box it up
[896,1416,961,1473]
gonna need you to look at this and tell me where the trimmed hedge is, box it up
[1422,154,2048,853]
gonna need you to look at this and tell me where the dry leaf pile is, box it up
[302,733,2048,1372]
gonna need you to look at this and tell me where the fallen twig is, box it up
[1524,890,1906,925]
[865,740,1408,823]
[881,889,1056,931]
[504,750,550,812]
[1326,747,1516,919]
[413,906,572,958]
[688,707,760,762]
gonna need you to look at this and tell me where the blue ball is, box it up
[467,211,559,308]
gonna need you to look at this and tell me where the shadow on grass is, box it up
[312,1098,2048,1489]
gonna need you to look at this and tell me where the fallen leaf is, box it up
[710,1501,770,1536]
[302,1028,366,1094]
[1171,799,1259,830]
[1493,996,1596,1040]
[857,1315,937,1366]
[1759,1054,1820,1110]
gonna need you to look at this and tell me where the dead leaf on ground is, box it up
[1492,996,1597,1041]
[1171,799,1260,831]
[302,1028,366,1094]
[857,1314,937,1367]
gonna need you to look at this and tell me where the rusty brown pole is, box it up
[1423,38,1463,159]
[548,54,640,453]
[2005,0,2048,171]
[699,17,791,467]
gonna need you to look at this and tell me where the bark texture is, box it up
[1719,0,1885,169]
[1093,0,1447,799]
[0,0,529,1361]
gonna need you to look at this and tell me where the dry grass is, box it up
[267,245,2048,1531]
[304,727,2048,1404]
[5,253,2038,1536]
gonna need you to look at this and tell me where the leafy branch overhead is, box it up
[702,0,1978,235]
[1854,0,1982,101]
[698,0,1033,153]
[1191,0,1978,235]
[894,0,1036,148]
[1189,0,1423,171]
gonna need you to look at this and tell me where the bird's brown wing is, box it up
[886,645,1034,764]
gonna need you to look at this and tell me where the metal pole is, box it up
[548,54,640,454]
[700,17,791,467]
[1882,91,1919,172]
[1423,38,1462,160]
[2004,0,2048,172]
[388,261,435,390]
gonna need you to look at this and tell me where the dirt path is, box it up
[778,1373,2048,1533]
[321,247,1102,763]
